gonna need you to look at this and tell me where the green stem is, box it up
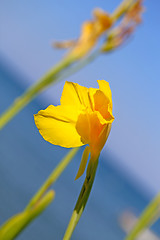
[111,0,134,22]
[0,0,137,130]
[0,148,79,239]
[63,155,99,240]
[126,194,160,240]
[0,190,55,240]
[0,50,99,130]
[57,50,100,83]
[26,148,79,210]
[0,55,75,129]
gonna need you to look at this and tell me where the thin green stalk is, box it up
[0,50,100,130]
[63,155,99,240]
[26,148,79,210]
[111,0,134,22]
[0,190,55,240]
[0,148,79,239]
[0,50,99,130]
[57,50,100,83]
[0,55,75,129]
[0,0,135,130]
[126,194,160,240]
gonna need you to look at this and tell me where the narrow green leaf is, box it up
[75,146,90,180]
[0,1,136,130]
[26,148,79,210]
[0,190,55,240]
[0,148,78,239]
[126,194,160,240]
[0,55,75,130]
[63,155,99,240]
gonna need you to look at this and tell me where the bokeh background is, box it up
[0,0,160,239]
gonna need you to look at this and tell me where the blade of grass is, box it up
[0,0,136,130]
[126,194,160,240]
[0,55,75,130]
[0,190,55,240]
[63,155,99,240]
[0,148,79,239]
[25,148,79,210]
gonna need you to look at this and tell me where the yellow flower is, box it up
[34,80,114,178]
[102,0,144,52]
[54,8,112,59]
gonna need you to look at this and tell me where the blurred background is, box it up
[0,0,160,239]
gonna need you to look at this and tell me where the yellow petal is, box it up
[61,8,112,59]
[80,22,95,42]
[53,40,76,49]
[93,8,112,35]
[93,90,114,121]
[69,21,96,58]
[97,80,112,109]
[34,105,84,148]
[76,111,108,156]
[88,114,112,156]
[75,112,90,145]
[98,80,113,118]
[87,111,106,147]
[60,81,91,109]
[88,87,97,110]
[75,146,90,180]
[97,123,112,153]
[89,80,114,121]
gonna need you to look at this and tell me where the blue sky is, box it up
[0,0,160,195]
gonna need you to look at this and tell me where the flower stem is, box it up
[0,55,75,130]
[0,148,79,239]
[63,155,99,240]
[0,49,99,130]
[57,50,100,84]
[0,190,55,240]
[126,194,160,240]
[0,0,137,130]
[111,0,134,22]
[25,148,79,210]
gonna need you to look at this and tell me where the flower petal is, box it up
[93,89,114,121]
[93,8,112,34]
[97,80,112,109]
[76,111,108,156]
[75,146,90,180]
[89,80,114,121]
[60,81,91,109]
[34,105,84,148]
[54,8,112,59]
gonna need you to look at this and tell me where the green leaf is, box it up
[126,194,160,240]
[0,148,79,239]
[26,148,79,210]
[63,155,99,240]
[75,146,90,180]
[0,190,55,240]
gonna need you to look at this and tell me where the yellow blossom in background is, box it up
[34,80,114,178]
[102,0,144,52]
[54,8,112,59]
[53,0,144,59]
